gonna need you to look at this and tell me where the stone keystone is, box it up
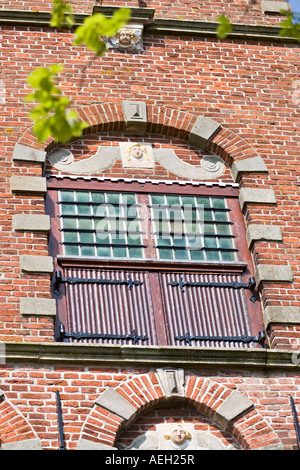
[215,391,254,430]
[188,116,221,149]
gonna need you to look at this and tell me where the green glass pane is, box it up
[187,236,203,250]
[204,211,213,222]
[211,197,226,209]
[60,191,75,202]
[64,232,78,243]
[158,248,173,260]
[111,235,126,245]
[61,204,76,216]
[206,250,220,261]
[107,193,120,204]
[153,207,168,219]
[76,191,90,203]
[204,237,218,249]
[216,224,231,235]
[64,245,79,256]
[174,249,189,260]
[78,218,93,230]
[123,193,136,205]
[96,234,110,244]
[196,197,210,208]
[221,251,236,262]
[95,219,109,233]
[157,237,171,247]
[173,237,186,247]
[126,205,138,219]
[91,192,105,204]
[77,204,91,216]
[181,196,195,207]
[190,250,205,261]
[219,238,234,250]
[128,234,141,246]
[204,223,216,234]
[62,218,77,229]
[97,246,111,257]
[128,247,143,258]
[166,195,180,206]
[214,211,228,222]
[151,194,165,205]
[81,246,95,257]
[113,246,127,257]
[79,232,94,244]
[185,222,199,234]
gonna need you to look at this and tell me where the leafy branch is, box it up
[25,1,131,144]
[25,64,88,143]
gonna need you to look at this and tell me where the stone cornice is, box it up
[2,341,300,371]
[0,9,297,44]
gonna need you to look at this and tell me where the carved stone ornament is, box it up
[156,368,185,398]
[119,142,155,169]
[104,23,144,51]
[117,423,232,450]
[47,145,226,180]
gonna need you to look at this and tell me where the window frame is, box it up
[46,177,264,347]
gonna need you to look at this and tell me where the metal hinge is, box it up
[54,269,143,295]
[175,330,266,347]
[59,324,148,344]
[168,275,257,302]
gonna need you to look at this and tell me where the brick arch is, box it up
[78,374,283,451]
[17,101,261,167]
[0,395,41,449]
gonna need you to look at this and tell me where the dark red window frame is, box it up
[46,177,265,348]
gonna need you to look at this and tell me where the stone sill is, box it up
[2,342,300,371]
[0,9,297,43]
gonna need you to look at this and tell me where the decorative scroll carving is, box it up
[47,145,226,180]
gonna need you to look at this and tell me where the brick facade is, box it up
[0,0,299,452]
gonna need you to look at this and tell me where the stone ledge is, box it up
[10,175,47,194]
[0,10,297,43]
[2,341,300,371]
[13,214,51,233]
[263,306,300,329]
[20,255,54,274]
[239,188,277,210]
[255,264,294,287]
[246,224,283,248]
[20,297,56,317]
[231,156,269,182]
[95,388,137,420]
[12,144,46,164]
[262,1,291,14]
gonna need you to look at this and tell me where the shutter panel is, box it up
[62,267,157,345]
[160,271,255,348]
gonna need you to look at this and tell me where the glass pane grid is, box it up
[150,194,236,262]
[59,191,144,258]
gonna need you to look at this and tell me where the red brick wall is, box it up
[0,0,299,452]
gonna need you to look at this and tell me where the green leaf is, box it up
[25,64,88,144]
[73,8,131,56]
[50,0,75,29]
[216,15,233,40]
[279,11,300,41]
